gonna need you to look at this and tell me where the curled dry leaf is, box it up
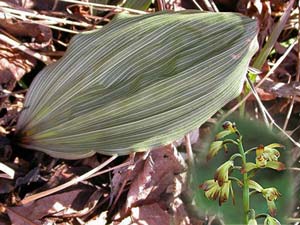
[116,203,171,225]
[85,211,108,225]
[237,0,272,47]
[15,167,40,187]
[111,153,145,201]
[7,187,102,224]
[0,0,70,11]
[0,41,36,90]
[123,146,187,213]
[169,197,191,225]
[0,20,53,50]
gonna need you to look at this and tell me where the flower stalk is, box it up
[237,137,250,224]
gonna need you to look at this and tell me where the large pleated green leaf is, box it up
[16,11,258,159]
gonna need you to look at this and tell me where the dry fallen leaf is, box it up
[170,197,191,225]
[0,41,36,90]
[114,203,171,225]
[124,146,186,210]
[0,20,53,50]
[85,211,108,225]
[7,187,102,224]
[237,0,272,47]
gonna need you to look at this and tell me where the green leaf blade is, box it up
[16,11,258,159]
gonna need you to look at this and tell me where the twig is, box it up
[0,6,94,27]
[208,0,219,12]
[259,102,300,148]
[246,75,270,127]
[192,0,204,10]
[283,2,300,130]
[0,162,14,179]
[110,152,136,211]
[1,13,87,33]
[288,167,300,171]
[20,154,118,205]
[156,0,166,11]
[202,0,213,11]
[0,33,52,65]
[184,134,194,166]
[287,218,300,223]
[58,0,147,15]
[89,157,133,179]
[259,80,300,99]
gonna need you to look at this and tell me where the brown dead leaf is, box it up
[85,211,107,225]
[170,197,191,225]
[0,41,36,90]
[7,187,101,224]
[131,203,170,224]
[30,163,99,196]
[0,0,69,11]
[0,179,14,194]
[15,167,40,187]
[165,0,186,11]
[124,146,187,211]
[0,21,52,50]
[248,87,277,101]
[237,0,272,47]
[111,153,145,202]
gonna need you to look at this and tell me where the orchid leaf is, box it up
[16,11,258,159]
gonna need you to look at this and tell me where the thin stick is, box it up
[110,153,136,211]
[156,0,166,11]
[283,97,295,130]
[192,0,204,10]
[288,167,300,171]
[209,0,219,12]
[1,11,89,34]
[88,157,133,179]
[1,7,92,27]
[184,134,194,166]
[0,162,14,179]
[0,33,52,65]
[202,0,215,11]
[246,75,270,126]
[20,154,118,205]
[58,0,147,15]
[283,2,300,130]
[260,102,300,148]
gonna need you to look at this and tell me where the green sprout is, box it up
[199,121,286,224]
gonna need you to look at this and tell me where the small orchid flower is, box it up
[262,188,281,216]
[214,160,234,186]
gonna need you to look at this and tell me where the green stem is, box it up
[244,147,257,155]
[223,139,238,145]
[255,213,269,219]
[230,153,242,161]
[229,176,243,187]
[237,137,250,224]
